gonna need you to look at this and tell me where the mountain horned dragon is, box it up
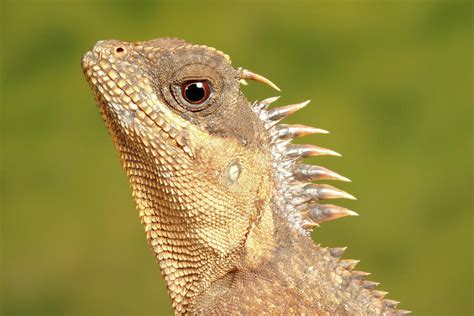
[82,38,408,315]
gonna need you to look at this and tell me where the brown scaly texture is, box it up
[82,38,409,315]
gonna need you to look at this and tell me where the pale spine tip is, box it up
[239,79,249,86]
[351,271,371,280]
[302,184,356,201]
[340,259,359,270]
[238,67,281,91]
[285,144,342,158]
[260,96,281,107]
[329,247,347,258]
[372,290,388,299]
[267,100,310,121]
[384,299,400,308]
[362,281,380,290]
[275,124,329,140]
[307,204,358,224]
[294,164,351,182]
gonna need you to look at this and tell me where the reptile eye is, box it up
[181,81,212,106]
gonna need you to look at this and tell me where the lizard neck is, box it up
[124,148,245,313]
[107,112,277,313]
[191,207,382,314]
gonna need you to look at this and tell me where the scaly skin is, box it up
[82,38,409,315]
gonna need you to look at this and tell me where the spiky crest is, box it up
[249,95,356,234]
[245,74,410,315]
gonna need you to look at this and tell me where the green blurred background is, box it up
[1,0,472,315]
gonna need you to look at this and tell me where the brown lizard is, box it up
[82,37,409,315]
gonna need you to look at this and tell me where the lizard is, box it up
[82,37,409,315]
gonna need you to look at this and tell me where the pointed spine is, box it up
[267,100,310,121]
[372,290,388,299]
[274,124,329,140]
[238,68,281,91]
[302,183,356,200]
[301,222,320,230]
[259,96,280,108]
[362,281,380,290]
[307,204,358,224]
[351,271,371,280]
[340,259,360,271]
[293,164,351,182]
[253,96,280,111]
[329,247,347,258]
[285,144,341,158]
[384,299,400,309]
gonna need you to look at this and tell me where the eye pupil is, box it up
[185,83,205,102]
[181,81,211,105]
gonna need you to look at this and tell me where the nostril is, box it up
[113,46,127,57]
[114,46,127,58]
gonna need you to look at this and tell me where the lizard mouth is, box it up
[82,41,193,157]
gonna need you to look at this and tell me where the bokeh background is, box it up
[1,0,472,315]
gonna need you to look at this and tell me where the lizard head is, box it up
[82,38,278,307]
[82,38,267,156]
